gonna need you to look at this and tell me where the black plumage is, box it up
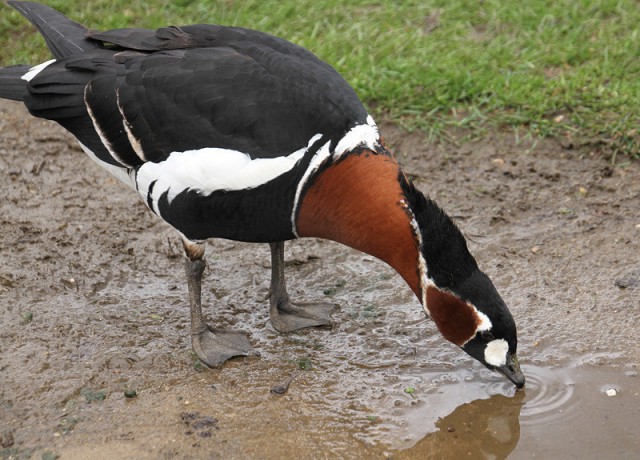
[0,2,525,388]
[21,21,369,167]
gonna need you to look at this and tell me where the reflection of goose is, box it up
[397,392,525,459]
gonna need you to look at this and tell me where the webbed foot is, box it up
[268,241,337,333]
[192,326,254,367]
[269,299,337,333]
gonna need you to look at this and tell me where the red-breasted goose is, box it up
[0,1,524,388]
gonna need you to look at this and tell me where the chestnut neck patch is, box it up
[296,150,422,297]
[426,285,482,346]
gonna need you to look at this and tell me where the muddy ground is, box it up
[0,98,638,459]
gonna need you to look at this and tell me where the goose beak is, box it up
[496,353,525,389]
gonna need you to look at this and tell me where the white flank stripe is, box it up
[484,339,508,367]
[78,142,136,188]
[135,136,321,213]
[21,59,57,82]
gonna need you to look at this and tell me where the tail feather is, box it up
[0,65,31,101]
[8,1,101,59]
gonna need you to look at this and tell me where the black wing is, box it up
[24,24,369,167]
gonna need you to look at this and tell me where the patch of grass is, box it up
[41,452,60,460]
[57,415,80,434]
[189,351,205,372]
[323,278,347,296]
[80,387,106,403]
[296,356,313,370]
[0,447,36,460]
[0,0,638,158]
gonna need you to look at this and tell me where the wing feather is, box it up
[22,24,368,165]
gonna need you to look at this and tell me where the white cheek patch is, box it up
[484,339,508,367]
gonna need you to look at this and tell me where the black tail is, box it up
[7,1,101,60]
[0,65,31,101]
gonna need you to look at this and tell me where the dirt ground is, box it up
[1,98,639,459]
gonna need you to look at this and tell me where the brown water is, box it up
[1,99,639,459]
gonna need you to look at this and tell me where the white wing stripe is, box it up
[21,59,56,82]
[116,86,147,162]
[84,84,135,168]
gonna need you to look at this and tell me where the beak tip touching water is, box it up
[497,354,525,389]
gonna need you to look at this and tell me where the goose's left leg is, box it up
[268,241,337,333]
[183,239,254,367]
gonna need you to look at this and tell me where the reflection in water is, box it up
[397,391,525,459]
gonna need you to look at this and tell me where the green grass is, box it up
[1,0,639,158]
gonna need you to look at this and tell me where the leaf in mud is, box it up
[404,387,416,398]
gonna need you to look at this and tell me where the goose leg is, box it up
[268,241,337,333]
[183,239,254,367]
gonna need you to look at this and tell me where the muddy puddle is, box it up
[1,99,639,459]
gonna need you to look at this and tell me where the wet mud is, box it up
[1,99,638,459]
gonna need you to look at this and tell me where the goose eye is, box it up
[481,331,494,341]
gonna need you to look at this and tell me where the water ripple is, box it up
[519,366,577,426]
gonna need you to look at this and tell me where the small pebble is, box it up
[531,246,540,254]
[124,389,137,398]
[606,388,617,397]
[578,186,588,196]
